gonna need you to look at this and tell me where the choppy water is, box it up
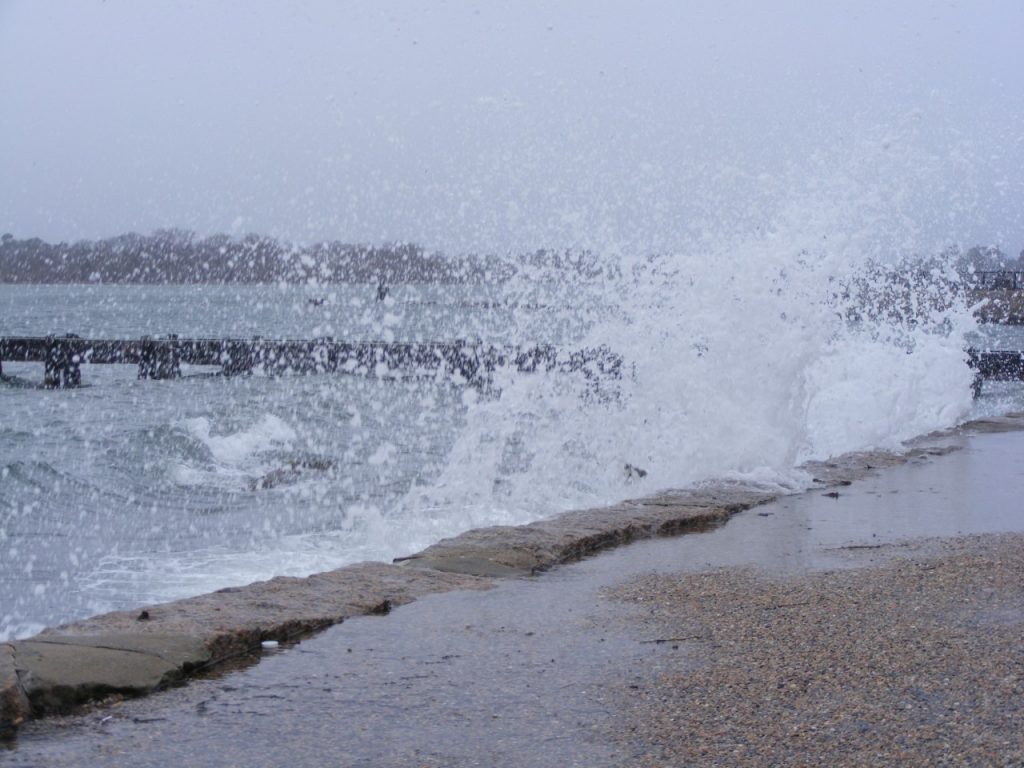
[0,281,605,639]
[1,274,1022,641]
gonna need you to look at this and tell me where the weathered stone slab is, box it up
[0,563,491,726]
[18,632,211,663]
[400,490,763,578]
[12,634,209,714]
[1,643,30,735]
[406,550,545,577]
[959,413,1024,434]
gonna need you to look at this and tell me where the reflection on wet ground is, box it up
[6,429,1024,767]
[634,427,1024,575]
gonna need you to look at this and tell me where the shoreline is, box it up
[3,413,1024,736]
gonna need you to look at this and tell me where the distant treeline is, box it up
[949,244,1024,278]
[0,230,1018,287]
[0,230,533,285]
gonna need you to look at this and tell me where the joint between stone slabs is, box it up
[1,642,31,737]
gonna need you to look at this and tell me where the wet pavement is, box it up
[4,426,1024,767]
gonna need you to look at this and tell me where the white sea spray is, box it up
[397,121,981,533]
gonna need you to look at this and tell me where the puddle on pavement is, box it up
[7,429,1024,767]
[610,427,1024,576]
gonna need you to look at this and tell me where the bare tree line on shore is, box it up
[0,230,1018,288]
[0,230,613,286]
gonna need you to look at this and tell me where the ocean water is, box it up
[0,280,605,639]
[1,266,1023,641]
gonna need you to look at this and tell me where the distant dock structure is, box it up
[971,271,1024,291]
[0,334,622,392]
[2,334,1020,398]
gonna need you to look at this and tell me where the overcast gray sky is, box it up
[1,1,1022,254]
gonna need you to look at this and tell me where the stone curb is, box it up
[396,487,772,577]
[1,643,30,735]
[5,562,490,726]
[2,414,1020,734]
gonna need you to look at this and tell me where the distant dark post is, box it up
[138,337,155,379]
[138,335,181,380]
[220,339,255,377]
[311,337,337,373]
[43,335,81,389]
[444,341,485,387]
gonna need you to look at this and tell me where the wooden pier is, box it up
[1,335,1018,397]
[0,334,622,390]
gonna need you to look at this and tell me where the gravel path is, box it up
[609,534,1024,766]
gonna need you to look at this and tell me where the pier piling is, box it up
[138,335,182,380]
[42,335,81,389]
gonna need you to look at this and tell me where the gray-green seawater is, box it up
[0,282,594,640]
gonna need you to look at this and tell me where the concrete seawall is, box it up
[3,414,1022,735]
